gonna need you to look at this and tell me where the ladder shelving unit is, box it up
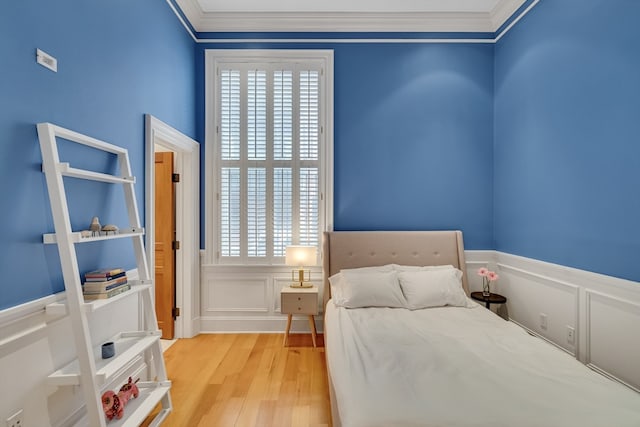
[37,122,171,427]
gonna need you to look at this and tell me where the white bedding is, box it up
[325,300,640,427]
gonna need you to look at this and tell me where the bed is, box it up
[322,230,640,427]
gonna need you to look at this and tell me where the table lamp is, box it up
[285,245,316,288]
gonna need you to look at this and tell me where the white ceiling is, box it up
[175,0,527,33]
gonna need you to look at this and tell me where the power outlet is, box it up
[6,409,23,427]
[539,313,548,330]
[567,326,575,345]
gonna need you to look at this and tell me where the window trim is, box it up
[204,49,334,266]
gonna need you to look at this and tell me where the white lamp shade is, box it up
[285,245,317,267]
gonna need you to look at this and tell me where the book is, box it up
[84,273,127,286]
[84,271,126,282]
[84,268,125,280]
[83,281,129,295]
[82,276,128,292]
[83,284,131,300]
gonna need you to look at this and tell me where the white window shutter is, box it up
[220,167,240,257]
[274,70,293,161]
[273,167,293,257]
[247,70,267,161]
[220,70,240,160]
[217,64,322,263]
[247,168,266,257]
[299,167,319,248]
[299,71,319,161]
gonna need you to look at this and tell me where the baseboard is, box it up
[199,315,324,333]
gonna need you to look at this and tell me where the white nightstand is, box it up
[281,286,319,347]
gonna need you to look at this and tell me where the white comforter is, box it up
[325,300,640,427]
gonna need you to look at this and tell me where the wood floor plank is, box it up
[143,333,332,427]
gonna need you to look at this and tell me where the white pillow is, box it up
[334,270,406,308]
[328,272,347,306]
[397,268,467,309]
[328,265,394,307]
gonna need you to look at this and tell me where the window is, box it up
[206,51,333,265]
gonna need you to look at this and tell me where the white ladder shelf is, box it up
[37,123,171,427]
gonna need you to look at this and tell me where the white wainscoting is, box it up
[585,290,640,392]
[0,282,143,427]
[494,252,640,392]
[497,262,579,355]
[199,264,324,333]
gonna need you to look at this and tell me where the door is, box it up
[154,151,176,339]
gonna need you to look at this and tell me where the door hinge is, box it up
[172,307,181,318]
[172,240,180,250]
[172,173,180,183]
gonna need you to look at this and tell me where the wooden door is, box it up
[155,152,176,339]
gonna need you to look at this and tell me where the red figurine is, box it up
[101,377,140,420]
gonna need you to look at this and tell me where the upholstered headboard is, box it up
[322,230,469,309]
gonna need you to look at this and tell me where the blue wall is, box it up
[6,0,636,310]
[195,42,495,250]
[494,0,640,281]
[0,1,196,309]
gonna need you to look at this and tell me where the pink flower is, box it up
[477,268,489,276]
[487,271,499,282]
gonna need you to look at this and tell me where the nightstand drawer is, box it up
[281,292,318,315]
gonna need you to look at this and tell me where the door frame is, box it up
[145,114,200,338]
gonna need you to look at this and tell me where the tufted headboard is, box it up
[322,230,469,309]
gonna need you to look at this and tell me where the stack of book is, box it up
[83,268,130,300]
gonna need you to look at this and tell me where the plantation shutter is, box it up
[217,64,322,263]
[219,70,241,257]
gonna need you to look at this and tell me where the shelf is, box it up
[39,122,171,426]
[57,162,136,184]
[70,381,171,427]
[43,227,144,244]
[111,381,171,427]
[47,330,161,387]
[46,283,152,317]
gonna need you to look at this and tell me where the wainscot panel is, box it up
[586,291,640,392]
[200,265,324,333]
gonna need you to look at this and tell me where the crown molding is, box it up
[175,0,205,31]
[490,0,526,30]
[175,0,528,33]
[196,11,494,33]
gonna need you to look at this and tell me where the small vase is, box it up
[482,282,491,297]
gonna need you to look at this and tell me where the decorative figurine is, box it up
[101,377,140,420]
[80,230,92,238]
[101,224,119,235]
[90,216,101,236]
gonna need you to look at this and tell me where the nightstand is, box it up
[471,291,507,310]
[281,286,319,347]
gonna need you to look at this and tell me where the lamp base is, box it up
[290,282,313,288]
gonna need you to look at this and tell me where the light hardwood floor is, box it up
[143,333,332,427]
